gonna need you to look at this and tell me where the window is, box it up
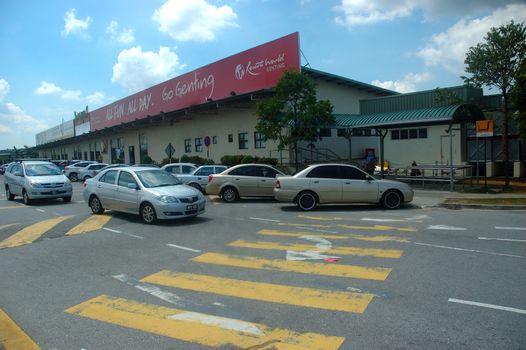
[337,129,348,137]
[391,130,399,140]
[340,166,367,180]
[182,165,195,174]
[306,165,340,179]
[400,130,409,139]
[184,139,191,153]
[260,166,280,178]
[254,132,266,149]
[118,171,136,187]
[195,138,203,152]
[212,136,217,144]
[391,128,427,140]
[228,134,233,143]
[195,167,214,176]
[409,129,418,139]
[238,132,248,150]
[319,128,332,137]
[100,170,118,184]
[229,165,257,176]
[419,128,428,138]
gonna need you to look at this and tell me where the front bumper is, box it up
[154,199,206,220]
[28,187,72,199]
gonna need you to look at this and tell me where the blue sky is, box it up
[0,0,525,149]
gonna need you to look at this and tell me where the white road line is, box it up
[168,312,264,336]
[412,241,526,259]
[495,226,526,231]
[113,274,183,305]
[478,237,526,243]
[103,227,144,239]
[427,225,467,231]
[167,243,202,253]
[249,217,281,222]
[36,209,45,212]
[448,298,526,315]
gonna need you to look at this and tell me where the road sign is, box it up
[165,143,175,158]
[476,120,494,137]
[204,136,211,148]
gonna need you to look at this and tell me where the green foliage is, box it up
[255,71,334,153]
[187,156,214,165]
[512,60,526,140]
[180,154,190,162]
[434,88,463,106]
[141,155,153,164]
[241,155,255,164]
[161,157,179,165]
[220,155,245,166]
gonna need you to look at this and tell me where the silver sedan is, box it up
[274,163,414,210]
[83,167,206,224]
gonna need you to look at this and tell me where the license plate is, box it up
[186,204,197,210]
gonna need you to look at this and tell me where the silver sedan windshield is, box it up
[135,170,182,188]
[25,164,62,176]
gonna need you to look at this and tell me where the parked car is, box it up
[79,163,109,181]
[176,165,228,192]
[65,161,96,181]
[0,164,8,175]
[4,160,72,204]
[83,167,206,224]
[161,163,197,175]
[274,163,414,211]
[97,163,130,173]
[206,163,285,202]
[131,164,160,168]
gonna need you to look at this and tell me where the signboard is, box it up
[36,120,75,145]
[476,120,494,137]
[165,143,175,158]
[90,32,300,131]
[204,136,211,148]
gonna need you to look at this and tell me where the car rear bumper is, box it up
[273,188,297,202]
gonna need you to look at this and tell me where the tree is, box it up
[462,20,526,188]
[511,59,526,141]
[255,70,334,169]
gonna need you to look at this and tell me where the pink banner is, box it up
[90,32,300,131]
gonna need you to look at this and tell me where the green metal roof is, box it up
[332,104,484,129]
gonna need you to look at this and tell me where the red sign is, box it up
[90,32,300,131]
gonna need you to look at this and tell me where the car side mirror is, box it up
[127,182,138,190]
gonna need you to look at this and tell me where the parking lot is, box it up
[1,181,525,349]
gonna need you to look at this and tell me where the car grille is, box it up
[40,183,65,188]
[179,196,198,203]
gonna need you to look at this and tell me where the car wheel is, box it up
[69,173,78,182]
[83,176,90,181]
[189,183,202,191]
[22,190,31,205]
[5,186,14,201]
[63,196,72,203]
[140,202,157,224]
[297,191,317,211]
[382,190,402,209]
[89,195,105,214]
[221,186,238,203]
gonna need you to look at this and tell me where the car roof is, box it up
[20,161,54,165]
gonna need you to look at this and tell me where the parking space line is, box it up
[448,298,526,315]
[65,295,345,349]
[0,216,73,249]
[249,217,281,222]
[0,223,18,230]
[280,222,416,232]
[478,237,526,243]
[142,271,375,313]
[228,240,404,258]
[103,227,144,239]
[167,244,202,253]
[412,241,526,259]
[0,205,29,210]
[192,252,392,280]
[0,308,41,350]
[66,215,112,236]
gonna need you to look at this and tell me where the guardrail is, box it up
[391,164,473,188]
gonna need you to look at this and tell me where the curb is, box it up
[439,203,526,210]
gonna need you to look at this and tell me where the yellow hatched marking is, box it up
[0,216,72,249]
[0,308,41,350]
[280,222,416,232]
[192,252,392,281]
[142,271,374,313]
[65,295,345,349]
[66,215,112,236]
[0,206,28,210]
[258,229,409,243]
[228,240,403,259]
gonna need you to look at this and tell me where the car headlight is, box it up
[157,195,179,203]
[29,182,43,188]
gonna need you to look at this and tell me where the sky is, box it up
[0,0,525,149]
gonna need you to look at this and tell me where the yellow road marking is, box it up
[280,222,416,232]
[207,195,221,205]
[65,295,345,349]
[192,252,392,281]
[228,240,403,259]
[297,215,347,221]
[0,206,28,210]
[258,229,409,242]
[0,216,72,249]
[66,215,112,236]
[0,223,18,230]
[0,308,41,350]
[142,271,374,313]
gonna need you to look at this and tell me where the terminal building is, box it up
[34,32,525,178]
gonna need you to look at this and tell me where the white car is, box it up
[274,163,413,210]
[79,163,109,181]
[176,165,228,192]
[161,163,197,175]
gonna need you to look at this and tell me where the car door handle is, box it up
[97,184,102,188]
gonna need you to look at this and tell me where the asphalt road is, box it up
[0,181,525,350]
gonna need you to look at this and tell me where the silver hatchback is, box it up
[83,167,206,224]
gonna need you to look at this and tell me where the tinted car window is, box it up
[195,167,214,176]
[25,164,62,176]
[165,166,179,174]
[306,165,340,179]
[118,171,137,187]
[229,166,258,176]
[136,170,181,188]
[340,166,367,180]
[182,165,194,174]
[261,166,279,178]
[100,170,118,184]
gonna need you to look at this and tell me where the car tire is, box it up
[297,191,317,211]
[381,190,402,209]
[5,186,15,201]
[189,183,202,191]
[69,173,78,182]
[22,190,31,205]
[83,176,91,181]
[221,186,238,203]
[140,202,157,224]
[89,195,105,214]
[63,196,72,203]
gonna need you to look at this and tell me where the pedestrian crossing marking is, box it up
[65,295,345,349]
[0,308,41,350]
[280,222,416,232]
[0,216,73,249]
[141,271,375,313]
[258,229,410,242]
[228,240,404,259]
[66,215,112,236]
[192,252,392,281]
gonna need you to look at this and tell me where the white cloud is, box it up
[152,0,238,42]
[111,46,186,92]
[372,72,431,93]
[106,21,135,44]
[60,90,82,100]
[62,8,91,38]
[86,91,108,105]
[417,4,526,74]
[0,79,9,102]
[35,81,62,95]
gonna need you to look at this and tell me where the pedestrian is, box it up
[365,150,376,175]
[410,161,421,176]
